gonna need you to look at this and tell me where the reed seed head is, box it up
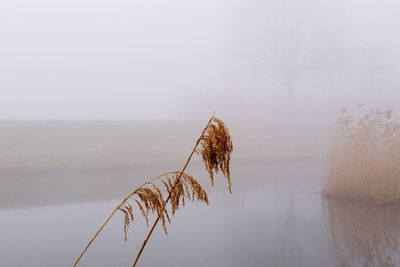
[118,171,209,240]
[197,117,233,193]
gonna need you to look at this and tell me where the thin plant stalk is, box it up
[73,115,216,267]
[73,172,174,267]
[131,115,215,267]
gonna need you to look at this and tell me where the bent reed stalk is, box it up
[73,115,233,267]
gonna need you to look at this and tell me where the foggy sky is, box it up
[1,0,399,120]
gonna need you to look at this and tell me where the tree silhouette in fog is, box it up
[235,0,328,107]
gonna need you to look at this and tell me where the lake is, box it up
[1,120,398,267]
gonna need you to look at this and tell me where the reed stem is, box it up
[131,115,214,267]
[72,172,175,267]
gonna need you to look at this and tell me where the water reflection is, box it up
[324,199,400,267]
[0,158,332,267]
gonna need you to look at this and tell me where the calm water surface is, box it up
[1,121,399,267]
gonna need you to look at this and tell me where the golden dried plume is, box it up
[73,115,233,267]
[197,117,233,192]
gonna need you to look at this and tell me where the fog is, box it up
[2,1,400,267]
[1,0,399,120]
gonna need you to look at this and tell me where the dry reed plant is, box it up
[323,107,400,205]
[324,199,400,267]
[73,115,233,267]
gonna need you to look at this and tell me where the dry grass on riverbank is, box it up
[324,107,400,205]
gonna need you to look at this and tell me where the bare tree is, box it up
[234,0,328,107]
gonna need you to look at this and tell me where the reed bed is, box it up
[324,107,400,205]
[73,115,233,267]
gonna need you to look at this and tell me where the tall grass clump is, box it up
[73,115,233,267]
[324,107,400,205]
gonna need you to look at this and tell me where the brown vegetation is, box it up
[73,115,233,267]
[324,107,400,205]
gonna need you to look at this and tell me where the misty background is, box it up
[1,0,399,121]
[1,1,400,266]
